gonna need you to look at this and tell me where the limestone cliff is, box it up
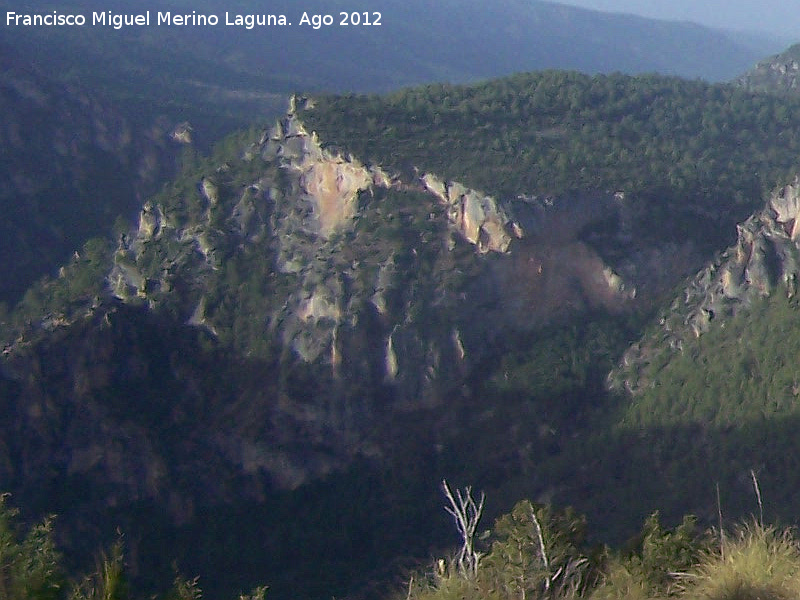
[0,99,652,506]
[271,113,391,239]
[421,173,522,252]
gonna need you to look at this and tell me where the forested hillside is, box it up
[302,71,800,255]
[0,0,777,131]
[7,68,800,599]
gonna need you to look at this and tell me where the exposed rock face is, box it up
[737,44,800,93]
[422,173,522,252]
[770,181,800,240]
[275,116,390,238]
[610,179,800,393]
[171,122,193,144]
[0,99,659,534]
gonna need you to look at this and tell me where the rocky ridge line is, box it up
[736,44,800,93]
[610,179,800,394]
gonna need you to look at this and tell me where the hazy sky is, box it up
[556,0,800,38]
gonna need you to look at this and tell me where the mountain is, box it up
[0,44,184,306]
[0,0,780,303]
[587,181,800,574]
[0,0,779,114]
[611,179,800,396]
[3,1,800,597]
[7,71,800,597]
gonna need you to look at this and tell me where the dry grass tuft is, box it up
[683,522,800,600]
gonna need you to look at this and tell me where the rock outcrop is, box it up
[736,44,800,93]
[611,179,800,393]
[0,99,653,538]
[422,173,523,252]
[272,114,391,238]
[0,50,182,305]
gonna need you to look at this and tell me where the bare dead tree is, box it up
[442,479,485,579]
[716,482,725,559]
[750,469,764,527]
[530,504,551,593]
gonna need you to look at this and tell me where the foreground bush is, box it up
[591,512,708,600]
[0,494,268,600]
[683,522,800,600]
[400,489,800,600]
[0,493,62,600]
[403,499,598,600]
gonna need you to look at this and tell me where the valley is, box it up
[4,3,800,599]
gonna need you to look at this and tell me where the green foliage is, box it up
[5,236,112,338]
[588,564,652,600]
[403,500,719,600]
[591,513,708,599]
[236,586,268,600]
[483,317,634,418]
[301,72,800,252]
[70,541,127,600]
[0,494,62,600]
[404,502,800,600]
[684,523,800,600]
[624,292,800,428]
[405,574,502,600]
[628,513,705,594]
[404,502,598,600]
[482,501,596,600]
[0,494,273,600]
[163,575,202,600]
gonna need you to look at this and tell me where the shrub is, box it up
[0,494,63,600]
[683,522,800,600]
[589,563,653,600]
[482,500,595,600]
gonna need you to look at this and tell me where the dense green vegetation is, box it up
[623,291,800,428]
[13,67,800,600]
[302,71,800,250]
[583,286,800,535]
[8,485,800,600]
[0,494,268,600]
[401,487,800,600]
[404,499,705,600]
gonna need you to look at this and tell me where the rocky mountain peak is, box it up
[0,97,649,493]
[272,113,391,238]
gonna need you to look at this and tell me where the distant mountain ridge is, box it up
[0,0,781,302]
[0,0,780,107]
